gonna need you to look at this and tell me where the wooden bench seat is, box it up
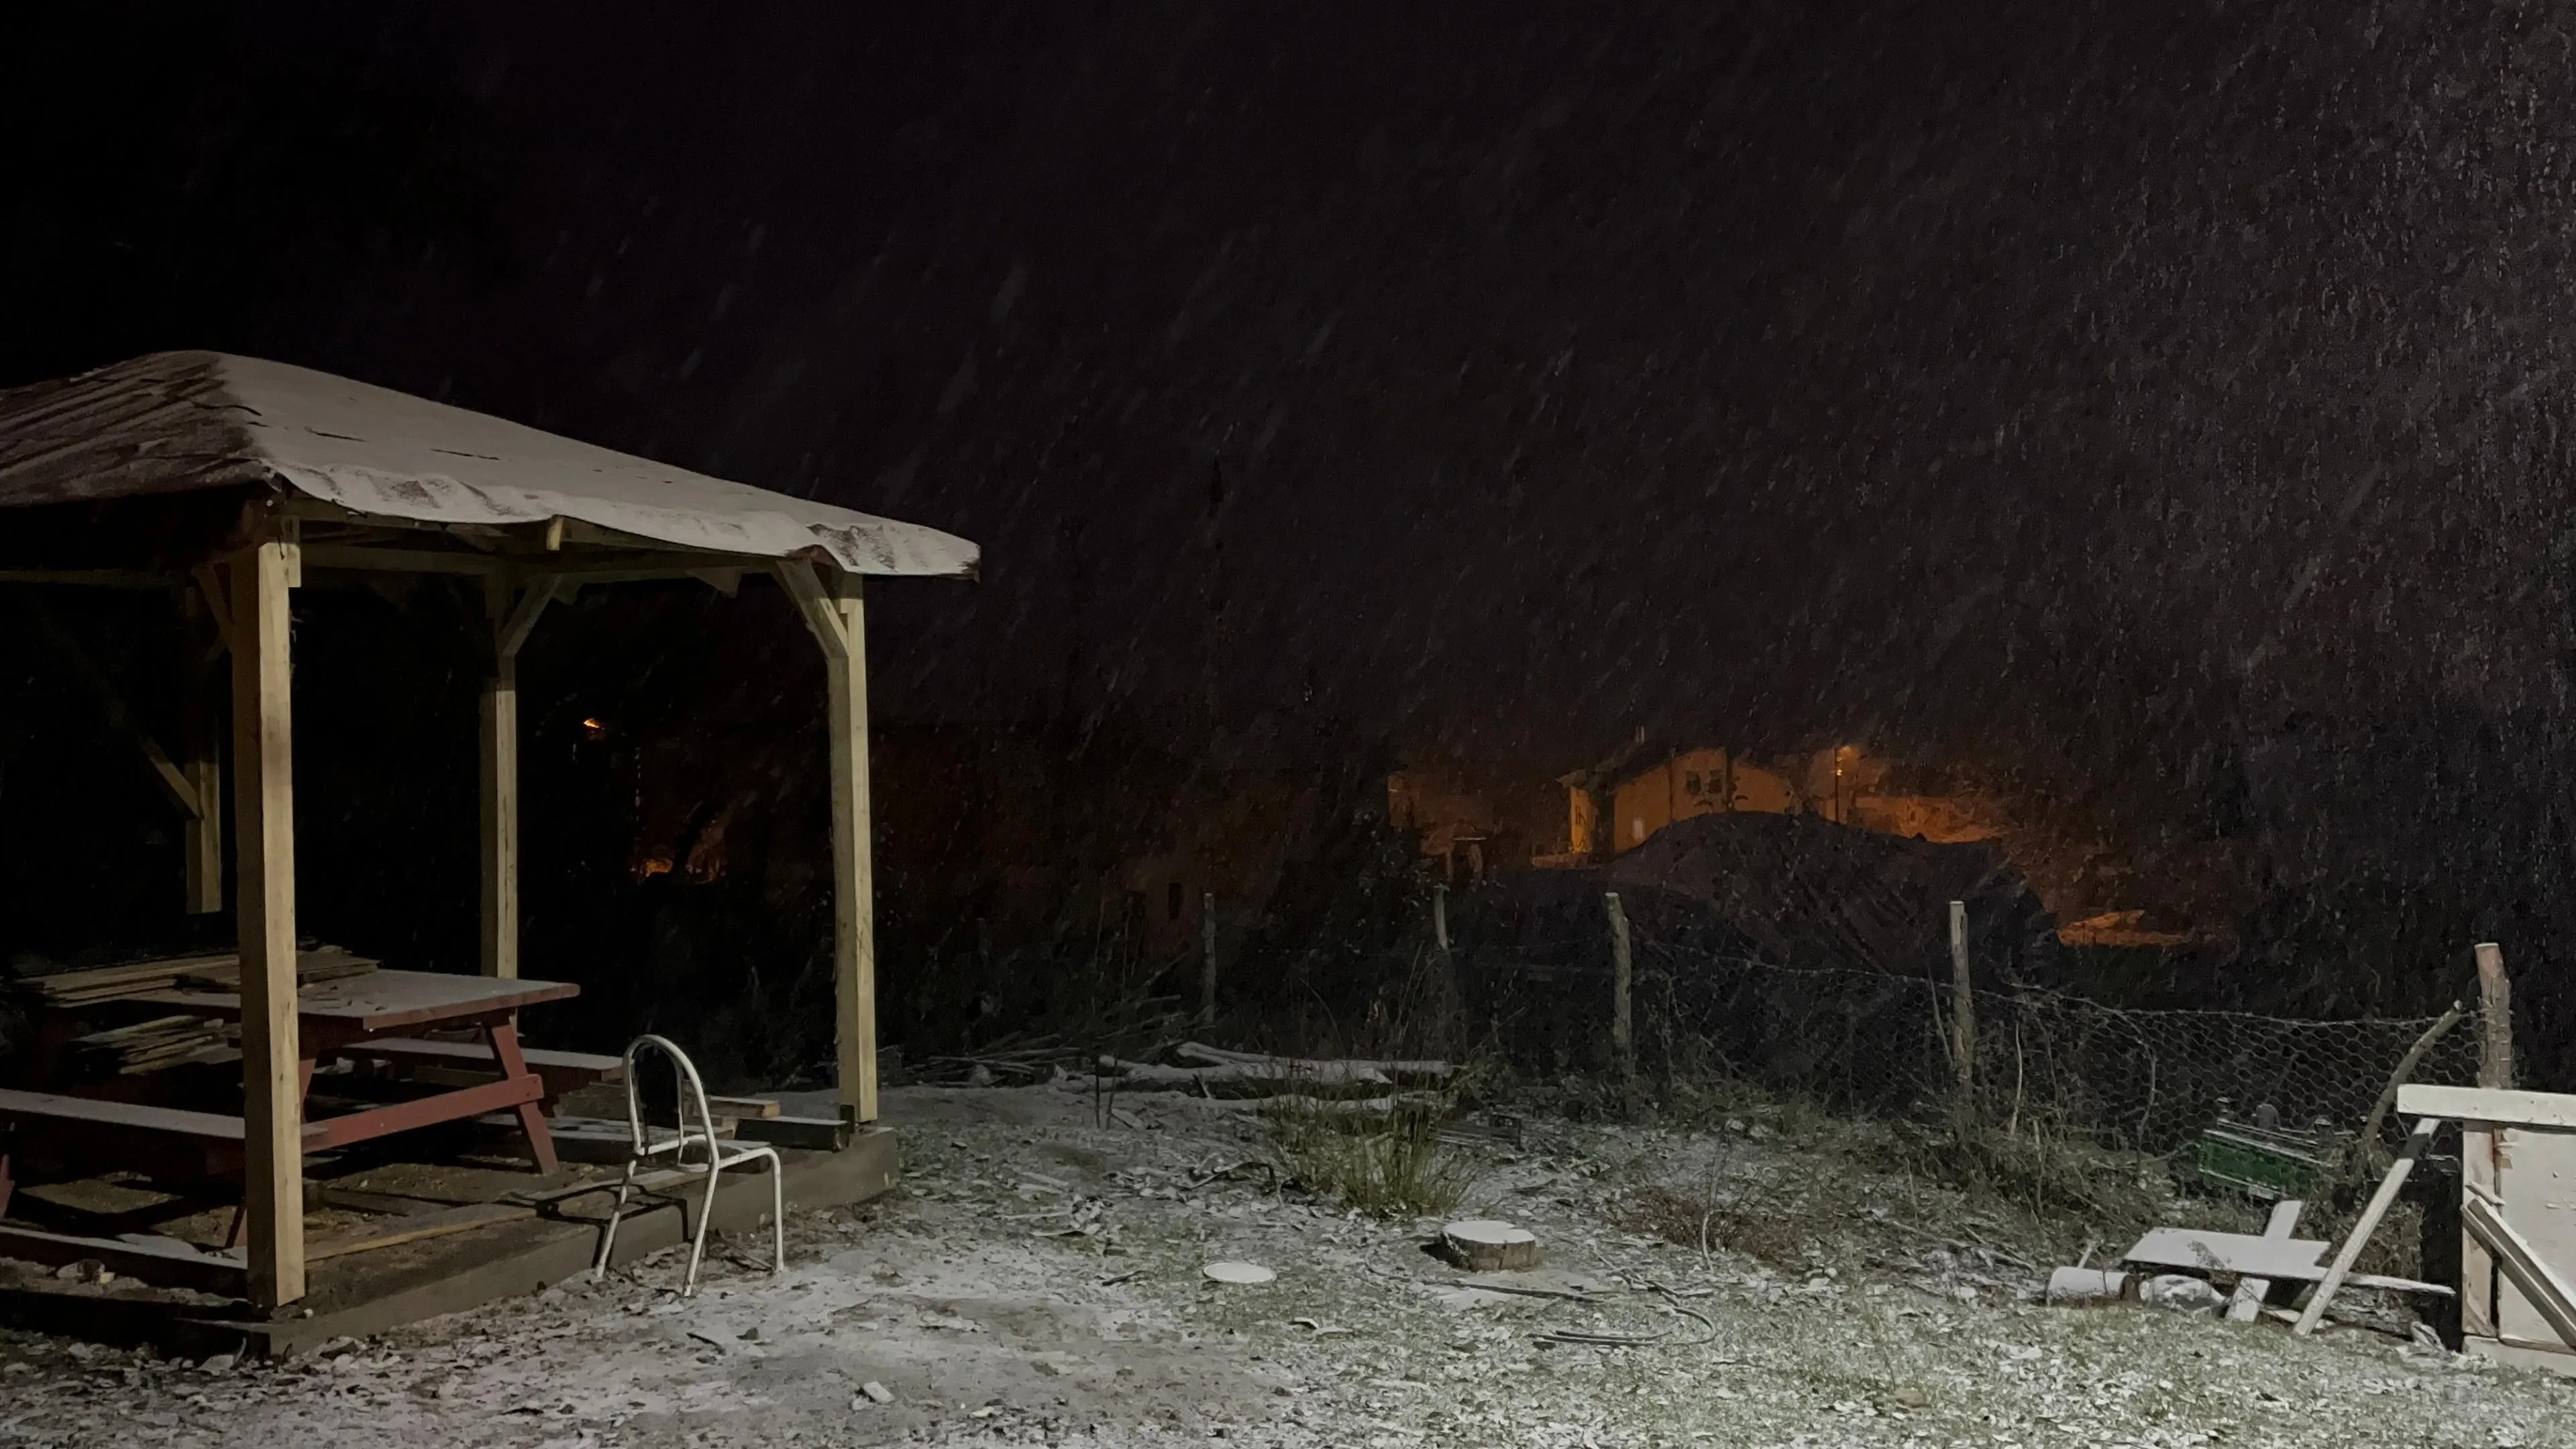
[333,1037,623,1106]
[0,1085,250,1142]
[0,1086,329,1216]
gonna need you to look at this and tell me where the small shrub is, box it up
[1268,1102,1476,1218]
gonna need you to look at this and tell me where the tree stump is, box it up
[1439,1220,1539,1271]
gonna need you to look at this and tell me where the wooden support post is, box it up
[479,576,558,979]
[1432,883,1450,955]
[231,531,304,1308]
[2461,942,2514,1338]
[1948,900,1978,1126]
[1199,890,1218,1026]
[824,573,875,1126]
[476,628,519,979]
[180,580,225,914]
[2298,1116,2438,1336]
[1605,891,1638,1115]
[775,561,879,1126]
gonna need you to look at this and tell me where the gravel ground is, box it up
[2,1081,2573,1447]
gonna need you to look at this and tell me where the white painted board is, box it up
[2121,1228,2330,1279]
[2499,1127,2576,1349]
[2398,1083,2576,1130]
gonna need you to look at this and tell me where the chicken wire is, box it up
[1466,938,2481,1155]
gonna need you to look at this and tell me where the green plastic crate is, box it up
[2192,1112,2349,1201]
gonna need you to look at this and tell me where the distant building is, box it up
[1544,734,1892,862]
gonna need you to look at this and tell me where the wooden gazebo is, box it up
[0,351,978,1308]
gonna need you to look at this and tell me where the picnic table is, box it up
[129,969,578,1174]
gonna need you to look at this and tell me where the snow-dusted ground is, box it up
[3,1082,2573,1447]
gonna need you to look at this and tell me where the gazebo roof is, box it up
[0,352,977,578]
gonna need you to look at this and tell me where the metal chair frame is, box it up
[589,1033,783,1295]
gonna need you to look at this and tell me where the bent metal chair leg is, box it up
[767,1148,785,1273]
[591,1155,640,1280]
[684,1155,722,1296]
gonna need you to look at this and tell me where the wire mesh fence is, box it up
[1462,935,2481,1157]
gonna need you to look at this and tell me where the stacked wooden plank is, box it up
[7,947,377,1008]
[7,957,224,1008]
[173,945,377,991]
[69,1014,229,1076]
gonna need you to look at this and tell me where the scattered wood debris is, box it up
[1058,1043,1456,1096]
[2117,1225,2447,1297]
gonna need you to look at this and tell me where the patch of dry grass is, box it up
[1616,1183,1817,1265]
[1267,1102,1477,1218]
[1895,1112,2173,1244]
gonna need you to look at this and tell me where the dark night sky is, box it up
[13,1,2576,799]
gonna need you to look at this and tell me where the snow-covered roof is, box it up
[0,352,978,578]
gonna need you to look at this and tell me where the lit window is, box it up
[1631,818,1646,843]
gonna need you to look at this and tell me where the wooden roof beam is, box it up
[15,593,206,818]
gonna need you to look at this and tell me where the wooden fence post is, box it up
[2463,941,2515,1340]
[2477,943,2514,1090]
[1948,900,1978,1128]
[1605,892,1638,1116]
[1200,890,1218,1026]
[478,574,559,979]
[1432,883,1450,955]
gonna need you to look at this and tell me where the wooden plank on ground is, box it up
[305,1203,535,1262]
[307,1185,447,1216]
[2123,1228,2330,1279]
[0,1223,246,1297]
[2228,1198,2305,1322]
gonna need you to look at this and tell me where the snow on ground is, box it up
[3,1081,2573,1447]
